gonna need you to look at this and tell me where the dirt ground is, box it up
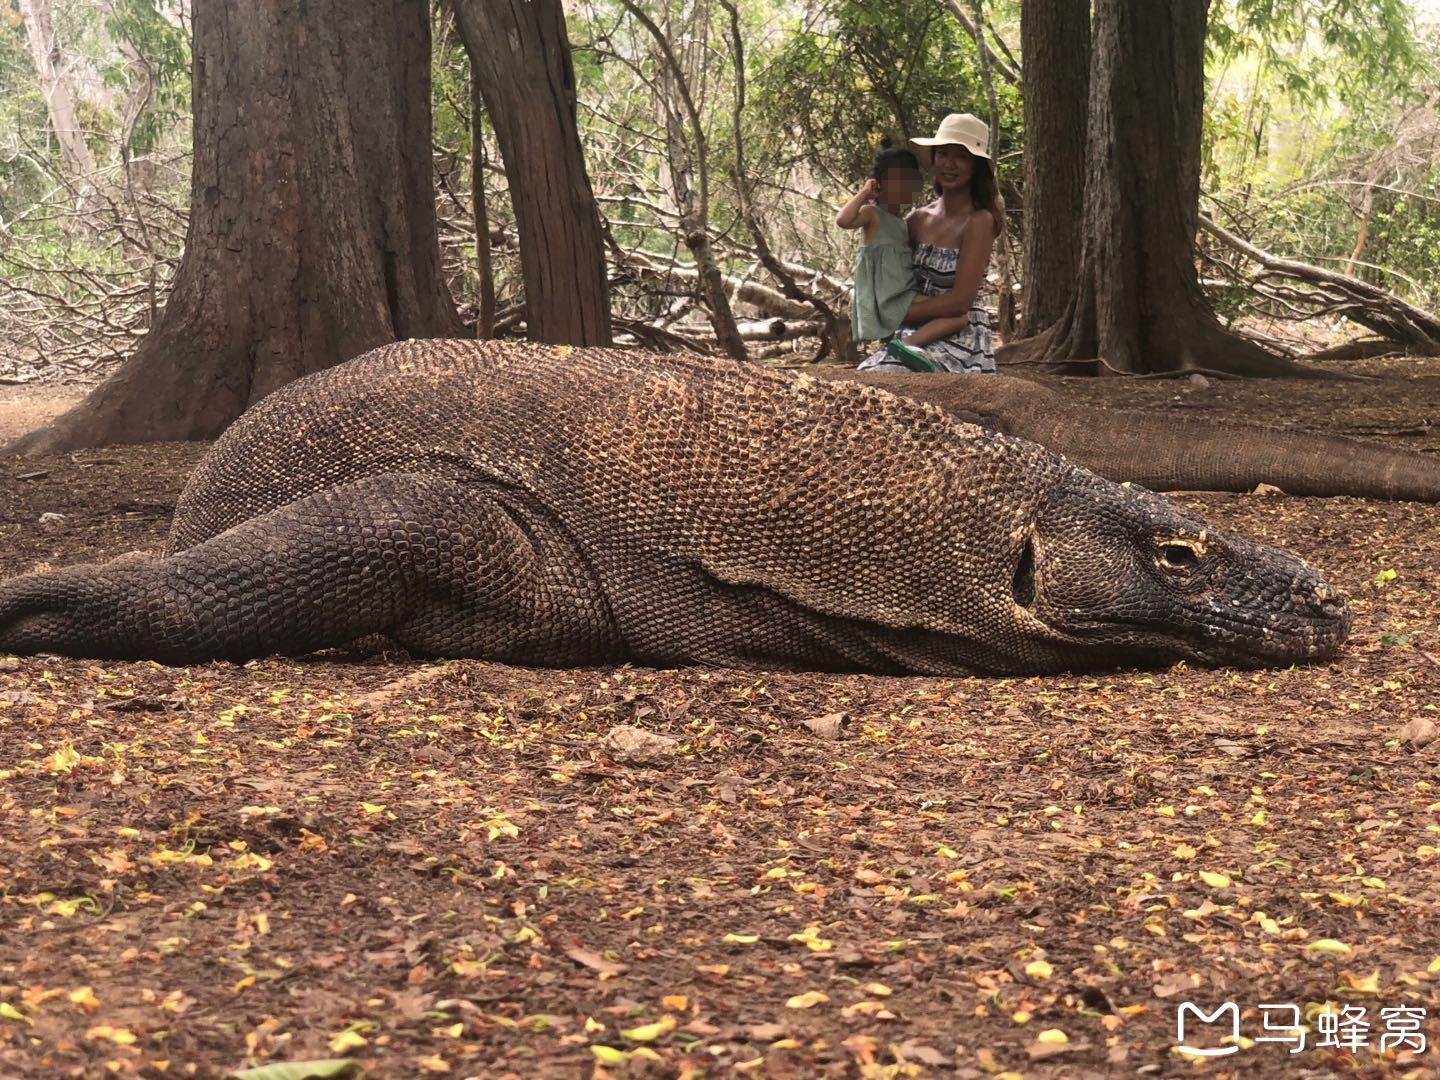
[3,358,1440,1079]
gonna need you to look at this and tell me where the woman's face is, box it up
[879,166,923,206]
[932,144,976,192]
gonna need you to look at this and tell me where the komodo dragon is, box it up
[0,340,1350,673]
[819,370,1440,502]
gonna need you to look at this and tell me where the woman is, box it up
[858,113,1003,374]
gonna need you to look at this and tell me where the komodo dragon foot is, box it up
[0,474,618,664]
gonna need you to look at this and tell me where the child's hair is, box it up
[869,136,920,182]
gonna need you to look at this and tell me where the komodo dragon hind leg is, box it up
[0,474,592,664]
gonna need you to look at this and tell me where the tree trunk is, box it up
[17,0,98,185]
[452,0,612,346]
[471,73,497,339]
[8,0,462,455]
[620,0,748,362]
[1008,0,1292,375]
[1018,0,1087,336]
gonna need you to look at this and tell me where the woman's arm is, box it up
[903,210,996,323]
[904,314,970,347]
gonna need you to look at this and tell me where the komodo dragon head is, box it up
[1015,466,1350,669]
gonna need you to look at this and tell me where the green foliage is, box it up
[1369,169,1440,304]
[98,0,191,154]
[1209,0,1427,108]
[750,0,1021,189]
[1201,2,1440,316]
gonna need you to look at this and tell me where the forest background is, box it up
[1,0,1439,386]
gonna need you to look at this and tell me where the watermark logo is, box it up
[1176,1002,1240,1057]
[1178,1002,1429,1057]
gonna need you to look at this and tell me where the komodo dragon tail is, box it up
[835,371,1440,502]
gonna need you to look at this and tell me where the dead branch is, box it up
[1199,213,1440,355]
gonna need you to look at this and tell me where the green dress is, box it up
[850,206,918,341]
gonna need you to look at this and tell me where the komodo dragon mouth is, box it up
[0,340,1353,675]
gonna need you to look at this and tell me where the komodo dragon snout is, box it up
[1018,474,1350,669]
[0,341,1353,674]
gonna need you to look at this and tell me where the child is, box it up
[836,139,970,371]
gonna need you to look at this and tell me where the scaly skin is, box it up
[0,341,1350,672]
[828,369,1440,503]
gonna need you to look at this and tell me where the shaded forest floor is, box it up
[2,356,1440,1079]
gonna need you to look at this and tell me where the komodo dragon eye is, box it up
[1158,541,1202,570]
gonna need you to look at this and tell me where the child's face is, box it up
[879,167,922,207]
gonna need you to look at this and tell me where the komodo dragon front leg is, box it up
[0,474,620,664]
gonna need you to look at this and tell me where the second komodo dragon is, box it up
[0,341,1351,673]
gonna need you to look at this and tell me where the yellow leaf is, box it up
[328,1030,369,1053]
[1024,960,1053,981]
[66,987,100,1012]
[590,1045,626,1064]
[359,802,386,814]
[723,933,759,944]
[1341,970,1381,994]
[584,1016,606,1034]
[85,1025,137,1045]
[785,991,830,1009]
[1308,939,1353,956]
[662,994,688,1011]
[1036,1028,1068,1044]
[233,975,255,992]
[417,1054,450,1072]
[863,982,892,997]
[1012,1009,1032,1024]
[620,1016,676,1042]
[1198,871,1232,889]
[1172,843,1198,859]
[1428,956,1440,974]
[935,845,960,859]
[787,928,832,952]
[841,1002,896,1020]
[0,1002,31,1025]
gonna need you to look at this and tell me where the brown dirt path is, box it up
[0,385,84,443]
[2,358,1440,1078]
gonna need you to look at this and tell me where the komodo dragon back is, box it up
[0,340,1350,673]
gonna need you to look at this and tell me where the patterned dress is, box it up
[858,240,997,374]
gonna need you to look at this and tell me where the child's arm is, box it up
[836,179,880,232]
[904,314,970,347]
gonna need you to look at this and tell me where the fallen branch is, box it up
[1199,214,1440,355]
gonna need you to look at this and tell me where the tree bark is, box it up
[620,0,748,362]
[17,0,98,185]
[1018,0,1088,336]
[452,0,612,346]
[1008,0,1293,375]
[8,0,462,455]
[470,72,497,340]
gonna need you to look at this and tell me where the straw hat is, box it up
[911,113,991,162]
